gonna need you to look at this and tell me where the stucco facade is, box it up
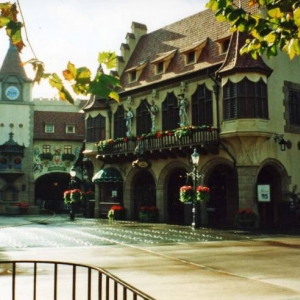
[0,43,85,214]
[83,3,300,229]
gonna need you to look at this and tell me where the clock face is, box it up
[5,86,20,100]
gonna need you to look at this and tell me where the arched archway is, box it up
[35,172,70,212]
[132,170,156,220]
[203,159,238,227]
[158,161,190,225]
[257,160,289,228]
[166,167,191,224]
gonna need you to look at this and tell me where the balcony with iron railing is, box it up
[96,126,220,163]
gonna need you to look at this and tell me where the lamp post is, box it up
[69,166,77,220]
[187,148,203,229]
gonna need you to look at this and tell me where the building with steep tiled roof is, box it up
[83,1,300,229]
[0,42,86,214]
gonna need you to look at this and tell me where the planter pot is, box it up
[19,208,28,215]
[237,219,255,229]
[112,210,125,220]
[139,211,158,223]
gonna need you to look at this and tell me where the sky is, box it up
[0,0,208,99]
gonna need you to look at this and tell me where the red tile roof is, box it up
[119,0,270,91]
[34,111,85,141]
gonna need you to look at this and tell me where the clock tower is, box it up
[0,41,35,212]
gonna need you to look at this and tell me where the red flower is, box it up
[156,132,163,138]
[196,186,210,193]
[140,206,158,212]
[123,137,128,142]
[110,205,125,211]
[180,186,193,192]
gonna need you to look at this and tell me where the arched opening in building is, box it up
[167,167,190,225]
[133,170,156,220]
[206,164,238,228]
[35,172,71,213]
[257,164,287,228]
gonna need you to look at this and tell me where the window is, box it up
[45,124,54,133]
[64,145,72,154]
[114,105,127,138]
[223,78,268,120]
[151,50,176,75]
[192,84,213,126]
[180,39,207,66]
[86,114,105,143]
[162,92,179,131]
[136,99,151,136]
[187,51,195,64]
[157,62,164,74]
[284,81,300,133]
[66,124,75,133]
[42,145,51,153]
[219,39,230,54]
[129,71,137,82]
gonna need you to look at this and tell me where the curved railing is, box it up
[0,260,155,300]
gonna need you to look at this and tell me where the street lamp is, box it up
[69,166,77,220]
[187,148,203,229]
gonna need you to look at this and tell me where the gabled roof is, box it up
[0,41,31,81]
[34,111,85,141]
[119,0,269,92]
[217,31,273,77]
[120,7,231,89]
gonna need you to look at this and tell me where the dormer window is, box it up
[130,70,137,82]
[151,49,176,75]
[45,124,54,133]
[218,37,230,54]
[180,38,207,66]
[125,60,148,83]
[157,62,164,74]
[187,51,196,64]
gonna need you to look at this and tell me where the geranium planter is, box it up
[196,186,210,202]
[235,208,256,229]
[139,206,159,223]
[179,186,193,202]
[107,205,125,221]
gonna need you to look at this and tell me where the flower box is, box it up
[139,206,159,223]
[235,208,256,229]
[61,153,76,161]
[107,205,125,220]
[39,153,53,161]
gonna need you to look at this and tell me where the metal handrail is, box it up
[0,260,155,300]
[98,127,219,156]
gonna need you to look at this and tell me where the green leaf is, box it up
[264,32,278,45]
[98,51,117,69]
[48,73,63,90]
[0,16,11,27]
[294,7,300,26]
[267,44,278,57]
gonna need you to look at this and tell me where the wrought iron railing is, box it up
[98,127,219,157]
[0,260,155,300]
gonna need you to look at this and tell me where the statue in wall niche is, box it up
[178,93,189,127]
[125,107,134,136]
[147,100,159,132]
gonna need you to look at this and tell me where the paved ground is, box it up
[0,214,300,299]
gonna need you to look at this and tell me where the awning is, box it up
[92,167,123,183]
